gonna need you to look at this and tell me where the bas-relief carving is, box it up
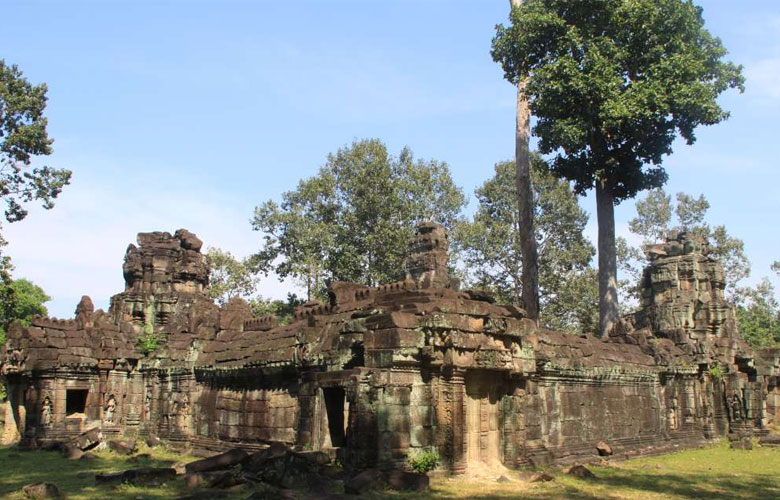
[104,395,116,425]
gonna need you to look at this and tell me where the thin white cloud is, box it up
[745,56,780,102]
[3,160,295,319]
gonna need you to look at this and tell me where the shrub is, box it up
[407,447,439,474]
[138,296,160,355]
[709,363,725,380]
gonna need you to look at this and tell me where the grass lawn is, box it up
[371,441,780,500]
[0,443,246,500]
[1,440,779,499]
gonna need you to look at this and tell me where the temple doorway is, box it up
[321,387,348,448]
[465,372,501,467]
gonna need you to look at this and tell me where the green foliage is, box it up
[248,293,304,325]
[455,156,597,333]
[620,188,750,302]
[205,247,259,305]
[735,278,780,349]
[492,0,742,335]
[0,60,71,226]
[492,0,743,202]
[407,447,440,474]
[0,275,50,343]
[0,271,49,400]
[138,296,160,354]
[708,363,725,380]
[252,139,466,299]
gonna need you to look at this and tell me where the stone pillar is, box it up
[449,370,467,474]
[2,377,25,445]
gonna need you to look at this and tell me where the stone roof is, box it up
[0,224,760,381]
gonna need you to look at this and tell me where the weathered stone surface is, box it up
[529,472,554,483]
[108,439,136,455]
[632,232,738,342]
[203,469,244,489]
[71,427,102,451]
[185,449,248,474]
[566,465,595,480]
[146,435,162,448]
[386,470,430,492]
[2,224,777,479]
[404,222,452,289]
[344,469,385,494]
[596,441,613,456]
[62,444,84,460]
[759,435,780,446]
[185,473,205,489]
[96,468,175,486]
[21,483,62,499]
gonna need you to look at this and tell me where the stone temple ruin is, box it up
[3,224,780,472]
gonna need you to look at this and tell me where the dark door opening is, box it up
[323,387,347,448]
[66,389,89,416]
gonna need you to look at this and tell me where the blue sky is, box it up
[2,0,779,318]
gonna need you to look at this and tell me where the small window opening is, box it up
[66,389,89,416]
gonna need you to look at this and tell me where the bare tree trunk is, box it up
[596,179,619,337]
[510,0,539,321]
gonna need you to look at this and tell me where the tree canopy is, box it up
[492,0,743,201]
[492,0,743,335]
[251,139,466,300]
[0,276,50,346]
[205,247,259,305]
[456,155,597,333]
[735,277,780,349]
[0,60,71,226]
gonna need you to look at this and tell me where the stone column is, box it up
[449,370,467,474]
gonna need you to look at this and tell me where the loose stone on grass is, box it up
[529,472,555,482]
[21,483,62,500]
[566,464,595,480]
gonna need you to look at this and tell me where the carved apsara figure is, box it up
[730,393,744,422]
[668,396,679,430]
[41,397,53,427]
[144,389,152,419]
[104,395,117,424]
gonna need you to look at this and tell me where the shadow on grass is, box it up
[367,465,780,500]
[590,468,780,500]
[0,445,189,500]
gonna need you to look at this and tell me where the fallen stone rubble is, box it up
[176,444,430,497]
[66,442,432,498]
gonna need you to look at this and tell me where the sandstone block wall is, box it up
[3,226,779,472]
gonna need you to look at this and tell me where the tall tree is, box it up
[204,247,259,305]
[492,0,743,335]
[507,0,540,321]
[457,156,597,333]
[0,60,71,238]
[252,139,466,300]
